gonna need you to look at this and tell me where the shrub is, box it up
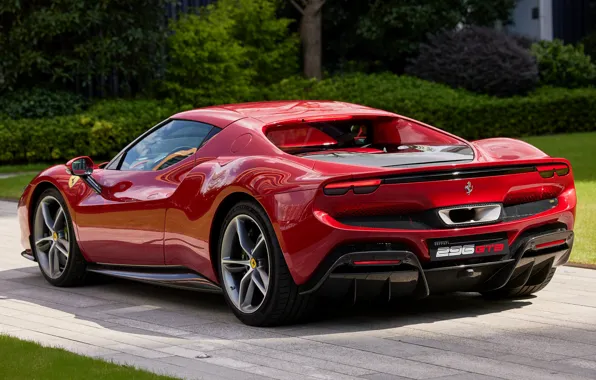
[163,7,251,106]
[0,100,178,163]
[163,0,299,106]
[581,32,596,62]
[3,73,596,164]
[531,40,596,88]
[265,73,596,139]
[510,34,537,50]
[229,0,300,85]
[0,88,87,119]
[405,27,539,97]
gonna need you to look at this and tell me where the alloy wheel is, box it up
[221,214,271,313]
[33,196,70,279]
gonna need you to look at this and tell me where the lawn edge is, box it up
[564,262,596,270]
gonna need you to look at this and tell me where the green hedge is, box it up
[0,100,181,163]
[264,73,596,139]
[0,88,87,119]
[1,73,596,163]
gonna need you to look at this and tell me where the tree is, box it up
[0,0,169,97]
[321,0,516,73]
[163,0,299,106]
[289,0,326,79]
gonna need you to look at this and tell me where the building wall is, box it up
[508,0,553,40]
[510,0,541,38]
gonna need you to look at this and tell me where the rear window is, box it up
[265,118,463,155]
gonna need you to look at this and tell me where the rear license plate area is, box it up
[428,234,510,261]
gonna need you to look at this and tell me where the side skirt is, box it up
[86,264,222,293]
[21,250,36,262]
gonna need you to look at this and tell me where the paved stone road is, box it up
[1,200,596,380]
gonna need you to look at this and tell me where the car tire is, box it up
[217,201,314,326]
[32,188,87,287]
[481,268,556,299]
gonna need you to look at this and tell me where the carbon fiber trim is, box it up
[86,264,222,293]
[381,165,537,184]
[301,224,573,298]
[503,198,558,222]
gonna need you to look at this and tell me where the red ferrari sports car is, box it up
[18,101,575,326]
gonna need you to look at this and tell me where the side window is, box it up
[119,120,214,171]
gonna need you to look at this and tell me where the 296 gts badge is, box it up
[429,237,509,261]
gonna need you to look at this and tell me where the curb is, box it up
[565,262,596,270]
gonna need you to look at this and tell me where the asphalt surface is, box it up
[1,200,596,380]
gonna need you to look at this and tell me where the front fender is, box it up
[18,165,92,251]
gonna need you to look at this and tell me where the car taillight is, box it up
[537,164,569,178]
[324,179,381,195]
[535,239,567,250]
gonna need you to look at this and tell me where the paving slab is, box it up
[1,200,596,380]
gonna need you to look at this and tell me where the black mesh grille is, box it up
[503,199,558,222]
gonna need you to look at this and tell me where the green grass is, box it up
[569,181,596,265]
[523,132,596,265]
[0,174,36,200]
[522,132,596,182]
[0,163,53,174]
[0,335,178,380]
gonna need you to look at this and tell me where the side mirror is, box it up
[66,156,94,176]
[65,156,102,194]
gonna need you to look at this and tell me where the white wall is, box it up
[539,0,553,41]
[508,0,553,40]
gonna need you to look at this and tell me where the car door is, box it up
[74,119,215,265]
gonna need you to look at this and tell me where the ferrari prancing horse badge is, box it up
[68,175,80,188]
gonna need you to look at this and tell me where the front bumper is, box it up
[299,227,573,300]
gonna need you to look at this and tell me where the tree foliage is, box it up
[231,0,300,85]
[163,0,299,106]
[581,31,596,62]
[0,0,169,96]
[532,40,596,88]
[405,27,539,97]
[321,0,516,73]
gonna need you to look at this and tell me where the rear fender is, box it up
[471,138,549,162]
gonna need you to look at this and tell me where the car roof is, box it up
[171,101,396,128]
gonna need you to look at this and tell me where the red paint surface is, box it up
[535,239,568,249]
[18,101,577,286]
[353,260,402,266]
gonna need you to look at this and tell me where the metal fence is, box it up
[166,0,216,20]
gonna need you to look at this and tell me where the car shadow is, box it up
[0,265,533,339]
